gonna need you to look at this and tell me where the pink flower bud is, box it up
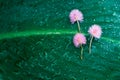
[88,24,102,38]
[69,9,83,24]
[73,33,86,47]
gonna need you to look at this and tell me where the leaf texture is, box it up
[0,0,120,80]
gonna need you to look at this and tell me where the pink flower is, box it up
[73,33,86,47]
[69,9,83,24]
[88,24,102,38]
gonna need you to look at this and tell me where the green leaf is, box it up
[0,0,120,80]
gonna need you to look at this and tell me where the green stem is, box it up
[89,36,93,54]
[77,20,81,33]
[80,45,83,60]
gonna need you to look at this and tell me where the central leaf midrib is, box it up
[0,30,119,45]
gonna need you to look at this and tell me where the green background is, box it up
[0,0,120,80]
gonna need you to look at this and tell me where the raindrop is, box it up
[93,19,96,21]
[118,56,120,60]
[35,9,38,13]
[115,6,118,9]
[118,15,120,19]
[35,0,38,4]
[103,7,106,10]
[113,12,117,16]
[105,17,110,22]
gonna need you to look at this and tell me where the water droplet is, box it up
[113,12,117,16]
[115,6,118,9]
[103,7,106,10]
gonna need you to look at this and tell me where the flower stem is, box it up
[77,20,81,33]
[80,45,83,59]
[89,36,93,54]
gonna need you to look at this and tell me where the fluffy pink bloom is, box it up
[88,24,102,38]
[69,9,83,24]
[73,33,86,47]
